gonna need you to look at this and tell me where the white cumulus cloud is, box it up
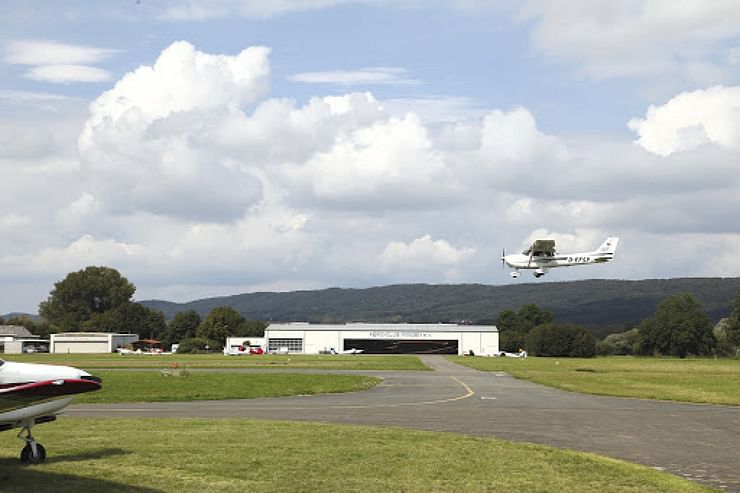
[628,85,740,156]
[479,107,567,163]
[299,113,453,206]
[77,41,271,221]
[382,234,476,268]
[81,41,270,129]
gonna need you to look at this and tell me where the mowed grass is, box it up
[74,371,380,404]
[449,355,740,406]
[0,419,716,493]
[2,353,429,371]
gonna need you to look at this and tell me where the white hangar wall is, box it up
[50,332,139,354]
[264,323,499,356]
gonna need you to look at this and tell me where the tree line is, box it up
[3,266,264,351]
[496,292,740,358]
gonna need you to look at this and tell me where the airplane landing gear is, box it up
[510,271,520,279]
[18,423,46,464]
[533,269,546,278]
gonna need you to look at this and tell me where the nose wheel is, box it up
[510,271,520,279]
[18,424,46,464]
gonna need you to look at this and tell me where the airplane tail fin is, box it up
[596,236,619,254]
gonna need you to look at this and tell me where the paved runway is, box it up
[67,356,740,491]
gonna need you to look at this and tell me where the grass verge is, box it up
[2,353,428,371]
[74,371,380,403]
[449,355,740,406]
[0,418,716,493]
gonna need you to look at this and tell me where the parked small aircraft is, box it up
[224,344,265,355]
[329,348,364,355]
[0,359,101,463]
[502,236,619,278]
[493,350,528,358]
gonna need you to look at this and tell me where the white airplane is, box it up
[0,358,101,463]
[493,350,528,358]
[328,348,364,355]
[502,236,619,279]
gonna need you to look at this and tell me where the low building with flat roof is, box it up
[264,323,498,355]
[50,332,139,354]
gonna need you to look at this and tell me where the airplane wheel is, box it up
[21,443,46,464]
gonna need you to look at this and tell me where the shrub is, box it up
[175,337,221,354]
[597,328,639,356]
[527,323,597,357]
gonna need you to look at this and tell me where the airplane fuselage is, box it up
[503,251,615,270]
[0,361,99,425]
[0,360,95,386]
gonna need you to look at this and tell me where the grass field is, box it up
[73,371,380,403]
[0,418,716,493]
[1,353,429,371]
[449,355,740,406]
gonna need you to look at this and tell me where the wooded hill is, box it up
[140,278,740,339]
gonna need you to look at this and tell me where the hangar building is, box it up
[50,332,139,353]
[0,325,48,354]
[263,323,498,355]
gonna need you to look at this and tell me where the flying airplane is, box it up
[0,358,101,463]
[502,236,619,278]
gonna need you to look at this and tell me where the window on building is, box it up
[267,338,303,353]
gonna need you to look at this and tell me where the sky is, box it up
[1,0,740,313]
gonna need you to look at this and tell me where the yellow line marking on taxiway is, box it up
[67,376,477,413]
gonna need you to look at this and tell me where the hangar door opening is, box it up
[343,339,458,354]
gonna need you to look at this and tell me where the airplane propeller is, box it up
[501,248,506,269]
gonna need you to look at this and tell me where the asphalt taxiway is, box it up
[67,355,740,491]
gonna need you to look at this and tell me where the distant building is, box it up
[0,325,49,354]
[50,332,139,354]
[263,323,499,355]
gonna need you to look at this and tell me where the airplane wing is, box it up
[522,239,557,267]
[0,379,101,417]
[531,239,556,254]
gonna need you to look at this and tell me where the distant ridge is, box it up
[140,278,740,338]
[0,312,40,321]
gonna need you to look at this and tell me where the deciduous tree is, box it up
[84,301,166,339]
[163,310,202,346]
[725,290,740,349]
[196,306,246,345]
[638,294,715,357]
[495,304,554,351]
[5,316,55,339]
[39,266,135,331]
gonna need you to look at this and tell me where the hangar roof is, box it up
[0,325,33,337]
[266,323,497,333]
